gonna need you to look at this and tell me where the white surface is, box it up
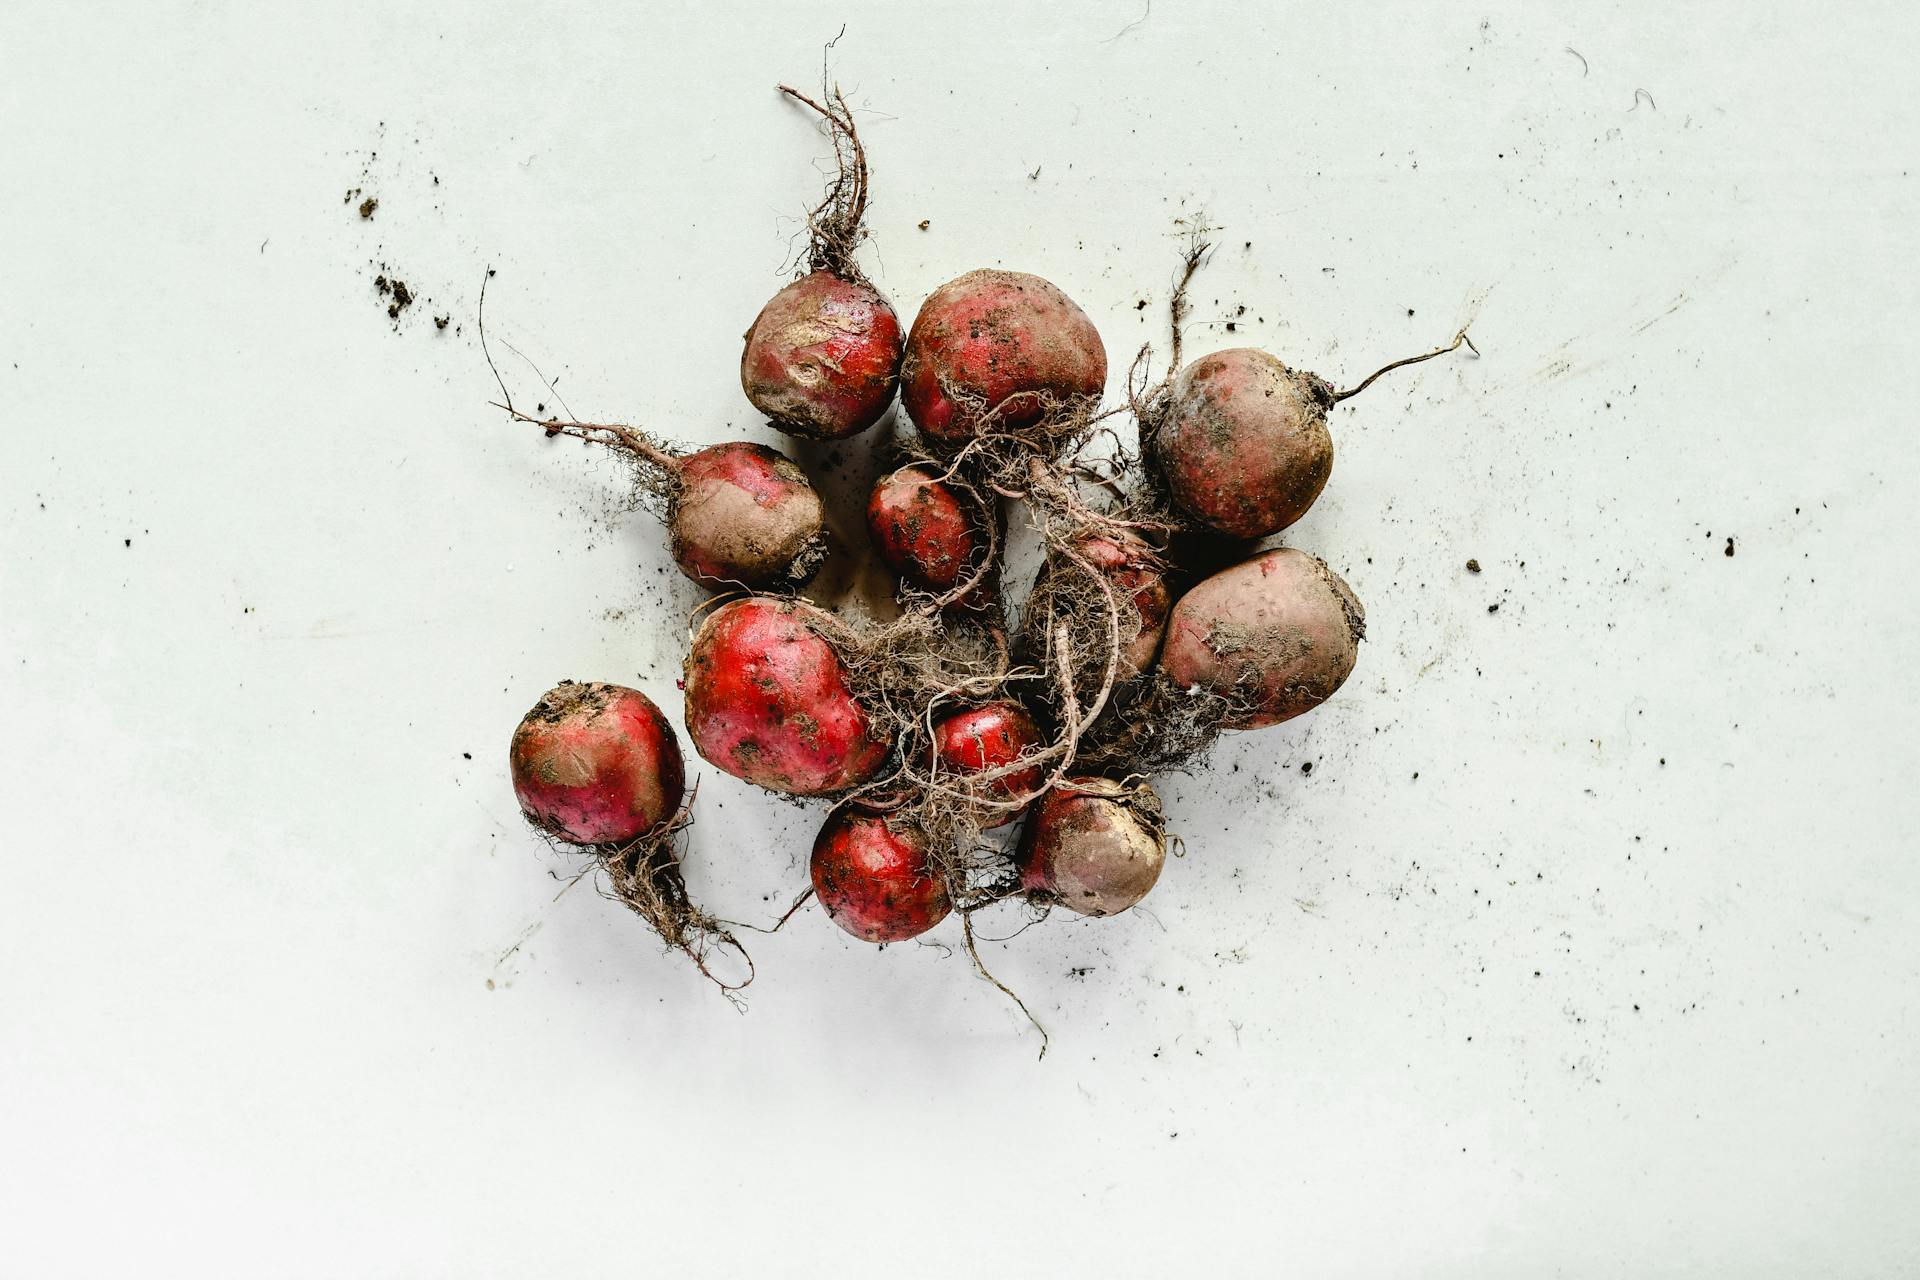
[4,2,1918,1275]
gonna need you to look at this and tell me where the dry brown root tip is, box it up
[1168,220,1215,371]
[727,886,816,935]
[1329,328,1479,404]
[779,82,870,281]
[961,907,1049,1059]
[593,810,755,1001]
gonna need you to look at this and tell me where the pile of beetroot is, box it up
[502,85,1471,1045]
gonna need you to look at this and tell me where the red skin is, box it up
[810,809,951,943]
[1063,530,1171,679]
[1018,778,1165,918]
[926,701,1043,828]
[899,269,1107,448]
[741,271,903,440]
[1149,348,1335,539]
[682,598,888,796]
[1159,548,1365,729]
[865,464,987,599]
[671,442,825,590]
[509,682,685,845]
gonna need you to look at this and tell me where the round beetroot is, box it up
[683,597,888,796]
[509,681,685,845]
[741,271,903,440]
[811,808,951,943]
[670,442,826,590]
[926,701,1043,827]
[1158,547,1365,729]
[866,464,988,599]
[1019,778,1166,917]
[1148,348,1334,539]
[899,269,1107,448]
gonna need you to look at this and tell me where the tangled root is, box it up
[780,82,871,283]
[587,794,754,1000]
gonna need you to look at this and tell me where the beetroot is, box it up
[1158,547,1365,729]
[811,808,951,942]
[670,441,826,589]
[509,681,685,844]
[1019,778,1166,917]
[926,701,1043,828]
[866,464,990,602]
[1148,332,1477,538]
[1149,348,1334,539]
[742,271,902,439]
[682,597,888,796]
[899,269,1107,449]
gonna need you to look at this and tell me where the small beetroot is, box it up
[1019,778,1166,918]
[509,681,685,845]
[1148,332,1475,539]
[742,271,901,439]
[866,463,992,603]
[899,269,1106,450]
[811,808,951,942]
[683,597,889,796]
[926,701,1044,828]
[1158,547,1365,729]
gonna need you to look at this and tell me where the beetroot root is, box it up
[742,271,902,440]
[866,463,991,602]
[683,597,888,797]
[510,681,685,845]
[671,441,827,590]
[1019,778,1166,917]
[1148,331,1477,539]
[811,808,952,942]
[1148,348,1334,539]
[899,269,1107,449]
[1158,547,1365,729]
[1035,529,1171,681]
[926,700,1043,828]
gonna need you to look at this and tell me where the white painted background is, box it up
[4,2,1917,1275]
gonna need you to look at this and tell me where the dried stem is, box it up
[1330,328,1478,404]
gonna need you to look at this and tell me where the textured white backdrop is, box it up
[4,2,1917,1275]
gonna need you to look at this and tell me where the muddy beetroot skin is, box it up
[866,464,986,598]
[682,598,888,796]
[1063,530,1171,679]
[741,271,903,440]
[899,269,1107,448]
[810,809,951,942]
[1148,348,1335,539]
[926,701,1043,827]
[1158,547,1365,730]
[670,442,826,590]
[510,681,686,845]
[1019,778,1166,918]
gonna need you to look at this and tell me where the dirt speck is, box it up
[358,196,379,220]
[1724,536,1735,557]
[1466,558,1481,573]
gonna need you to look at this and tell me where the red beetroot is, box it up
[899,269,1107,449]
[1158,547,1365,729]
[742,271,903,440]
[811,808,951,942]
[683,597,888,796]
[509,681,685,844]
[1019,778,1167,917]
[866,464,989,600]
[1148,348,1334,539]
[670,441,827,590]
[926,701,1043,827]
